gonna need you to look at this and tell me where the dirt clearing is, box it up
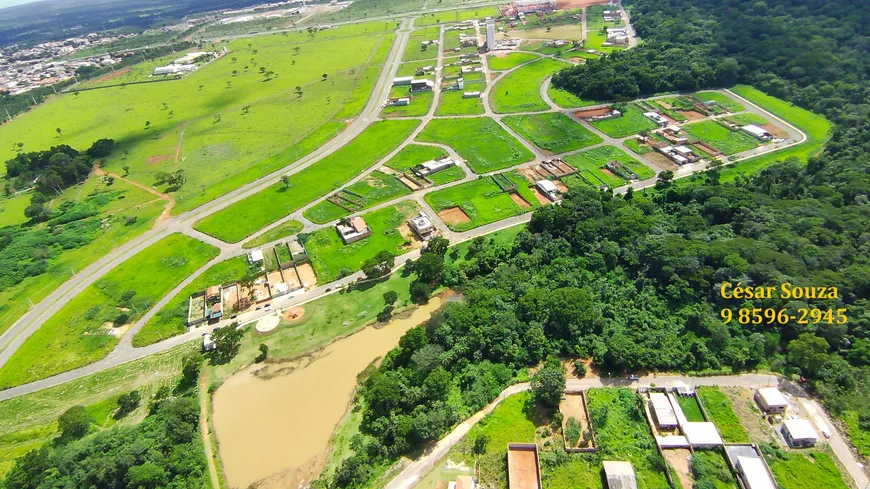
[146,154,172,164]
[560,393,593,449]
[574,107,612,119]
[282,306,305,323]
[530,187,551,205]
[680,110,706,121]
[762,124,788,139]
[510,192,532,208]
[398,223,424,249]
[664,449,694,489]
[645,152,679,171]
[439,207,471,225]
[295,263,317,289]
[93,67,131,83]
[507,447,541,489]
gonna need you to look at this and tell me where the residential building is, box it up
[754,387,788,414]
[386,97,410,106]
[683,422,724,448]
[410,79,434,92]
[603,461,638,489]
[463,91,481,98]
[643,111,669,126]
[153,64,196,75]
[249,249,265,264]
[536,180,559,201]
[336,216,372,244]
[418,157,456,175]
[649,392,678,429]
[736,456,776,489]
[603,9,618,21]
[742,124,773,141]
[393,76,414,86]
[409,212,437,240]
[782,419,818,447]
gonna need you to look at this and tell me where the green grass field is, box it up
[305,201,420,282]
[0,233,218,389]
[193,119,419,243]
[303,170,412,224]
[624,137,651,155]
[676,395,706,422]
[696,387,750,443]
[242,220,304,249]
[486,52,540,71]
[0,23,397,216]
[589,104,658,137]
[381,89,434,117]
[563,145,654,189]
[0,194,31,227]
[424,174,536,232]
[0,178,164,337]
[684,120,761,155]
[435,86,486,116]
[491,58,572,113]
[502,112,602,153]
[586,388,670,489]
[415,6,499,26]
[694,91,745,112]
[543,454,604,489]
[133,256,252,346]
[766,450,849,489]
[547,84,599,108]
[417,117,533,173]
[719,85,832,181]
[384,144,446,171]
[727,113,769,125]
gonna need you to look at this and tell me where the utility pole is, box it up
[30,93,37,105]
[51,85,57,94]
[3,105,11,122]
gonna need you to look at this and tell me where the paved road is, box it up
[384,374,868,489]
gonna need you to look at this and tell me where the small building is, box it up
[393,76,414,86]
[249,249,264,264]
[602,9,618,21]
[736,456,776,489]
[782,419,818,447]
[208,302,223,321]
[684,422,724,448]
[742,124,773,141]
[336,216,372,244]
[153,64,196,75]
[649,392,678,429]
[288,239,307,260]
[409,212,437,240]
[754,387,788,414]
[643,112,669,126]
[536,180,559,201]
[410,79,434,92]
[603,461,638,489]
[463,91,481,98]
[418,157,456,175]
[386,97,410,107]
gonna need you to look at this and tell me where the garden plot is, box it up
[303,170,412,224]
[491,58,573,113]
[417,118,534,173]
[305,201,422,282]
[562,145,654,190]
[684,120,761,155]
[502,112,602,154]
[589,104,658,137]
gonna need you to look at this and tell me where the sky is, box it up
[0,0,41,9]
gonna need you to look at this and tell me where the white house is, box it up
[683,422,723,448]
[643,112,669,126]
[603,461,637,489]
[418,157,456,175]
[782,419,818,447]
[536,180,559,201]
[736,456,776,489]
[249,249,264,264]
[755,387,788,414]
[409,212,437,240]
[650,392,678,429]
[741,124,773,141]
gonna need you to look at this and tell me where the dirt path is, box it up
[93,166,175,221]
[174,125,188,167]
[200,372,222,489]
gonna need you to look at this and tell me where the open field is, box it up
[589,103,658,137]
[0,194,31,227]
[0,178,165,336]
[306,201,421,283]
[586,388,670,489]
[542,454,604,489]
[415,6,500,26]
[243,220,304,249]
[193,119,419,243]
[487,52,540,71]
[133,256,252,347]
[0,23,398,216]
[765,449,849,489]
[383,144,447,172]
[0,233,218,389]
[382,89,435,117]
[425,172,538,232]
[502,112,602,153]
[303,170,412,224]
[696,387,750,443]
[694,91,745,112]
[563,145,654,189]
[548,85,599,108]
[491,58,572,113]
[684,120,760,155]
[435,85,486,116]
[0,341,196,478]
[416,117,533,173]
[719,86,832,181]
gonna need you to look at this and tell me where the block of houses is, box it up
[736,456,776,489]
[649,392,678,429]
[603,461,637,489]
[782,419,818,447]
[754,387,788,414]
[741,124,773,141]
[643,111,669,126]
[536,180,559,201]
[655,145,689,165]
[336,216,372,244]
[409,212,437,241]
[673,145,699,162]
[410,79,434,92]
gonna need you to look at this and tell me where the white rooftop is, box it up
[250,249,264,262]
[650,392,678,427]
[536,179,557,193]
[684,422,724,446]
[603,461,637,489]
[742,124,770,137]
[757,387,788,408]
[783,418,818,442]
[737,456,776,489]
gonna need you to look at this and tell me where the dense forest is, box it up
[322,0,870,486]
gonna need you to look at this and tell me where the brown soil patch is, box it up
[557,0,608,7]
[282,306,305,323]
[530,187,551,205]
[657,100,673,110]
[92,166,175,221]
[295,263,317,289]
[560,393,592,449]
[762,124,788,139]
[554,181,568,193]
[600,168,617,178]
[398,223,424,249]
[574,106,611,119]
[146,154,172,164]
[510,192,532,208]
[93,67,130,83]
[645,152,679,171]
[438,207,471,225]
[680,110,706,121]
[664,449,694,489]
[507,449,539,489]
[519,168,540,183]
[693,141,722,156]
[721,386,779,445]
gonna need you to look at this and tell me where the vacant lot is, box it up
[305,201,420,282]
[487,52,540,71]
[684,120,760,155]
[384,144,446,172]
[766,449,849,489]
[381,89,434,117]
[586,388,670,489]
[548,85,599,108]
[436,83,486,116]
[491,58,572,113]
[694,91,745,112]
[563,145,654,189]
[417,117,533,173]
[0,233,218,389]
[696,387,750,443]
[691,450,738,489]
[303,170,412,224]
[424,174,536,231]
[543,454,603,489]
[503,112,602,154]
[0,193,31,227]
[415,6,499,26]
[243,220,304,249]
[194,119,419,243]
[589,104,658,137]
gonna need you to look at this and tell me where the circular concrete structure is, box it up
[255,315,280,335]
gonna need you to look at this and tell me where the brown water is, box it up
[212,298,442,489]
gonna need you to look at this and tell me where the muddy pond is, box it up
[212,297,443,489]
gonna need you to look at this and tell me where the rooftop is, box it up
[783,418,818,441]
[684,422,724,446]
[756,387,788,408]
[736,456,776,489]
[603,461,637,489]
